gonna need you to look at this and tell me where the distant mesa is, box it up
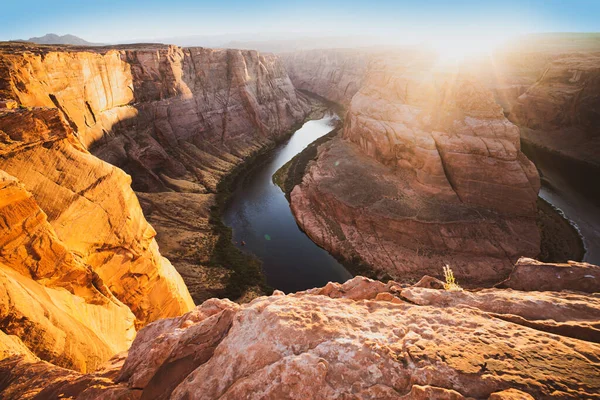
[25,33,102,46]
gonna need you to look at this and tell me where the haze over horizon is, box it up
[2,0,600,47]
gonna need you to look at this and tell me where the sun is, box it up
[431,35,504,65]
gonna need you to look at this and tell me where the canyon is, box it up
[0,41,311,303]
[283,51,541,284]
[0,41,310,373]
[0,34,599,399]
[281,38,600,280]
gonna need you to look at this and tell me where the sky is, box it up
[1,0,599,44]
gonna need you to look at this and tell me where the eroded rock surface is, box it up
[1,274,598,399]
[0,108,194,326]
[498,257,600,293]
[510,53,600,167]
[289,57,540,284]
[283,49,371,105]
[0,106,193,371]
[0,166,136,372]
[0,42,311,302]
[0,41,312,372]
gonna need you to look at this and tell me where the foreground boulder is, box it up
[1,274,598,399]
[498,257,600,293]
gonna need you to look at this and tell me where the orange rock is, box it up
[0,43,311,303]
[0,99,17,109]
[0,169,136,372]
[1,275,599,399]
[488,388,535,400]
[0,109,194,329]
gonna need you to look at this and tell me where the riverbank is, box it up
[536,196,585,262]
[273,123,392,282]
[273,128,587,284]
[522,135,600,207]
[207,95,339,299]
[522,137,592,264]
[137,93,332,303]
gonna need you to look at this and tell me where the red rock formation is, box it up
[0,42,311,303]
[0,106,194,371]
[283,49,371,105]
[0,41,312,371]
[290,59,540,284]
[498,257,600,293]
[0,167,136,372]
[510,53,600,167]
[0,43,310,192]
[0,108,194,327]
[1,274,598,399]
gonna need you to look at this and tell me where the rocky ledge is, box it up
[1,258,598,399]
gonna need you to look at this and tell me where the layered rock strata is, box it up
[282,49,371,105]
[1,259,599,399]
[290,59,540,284]
[510,53,600,168]
[0,42,310,303]
[0,108,194,326]
[0,107,194,371]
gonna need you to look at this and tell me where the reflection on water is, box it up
[223,114,352,293]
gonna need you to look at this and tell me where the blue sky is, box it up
[1,0,599,43]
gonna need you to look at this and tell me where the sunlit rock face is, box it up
[0,164,136,373]
[0,107,193,371]
[0,42,311,371]
[290,55,540,284]
[1,269,599,399]
[1,44,309,192]
[0,42,310,305]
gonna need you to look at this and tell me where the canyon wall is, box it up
[0,42,311,305]
[510,52,600,168]
[0,109,134,372]
[0,42,309,372]
[287,53,541,284]
[1,260,598,399]
[282,49,371,105]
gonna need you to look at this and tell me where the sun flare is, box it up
[431,35,505,65]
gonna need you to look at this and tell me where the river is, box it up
[223,114,352,293]
[523,141,600,265]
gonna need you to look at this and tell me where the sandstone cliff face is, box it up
[0,42,311,303]
[0,108,194,327]
[0,42,310,304]
[289,57,540,284]
[1,260,598,399]
[0,106,193,371]
[0,166,136,372]
[1,43,309,192]
[510,53,600,167]
[282,49,371,105]
[0,42,311,371]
